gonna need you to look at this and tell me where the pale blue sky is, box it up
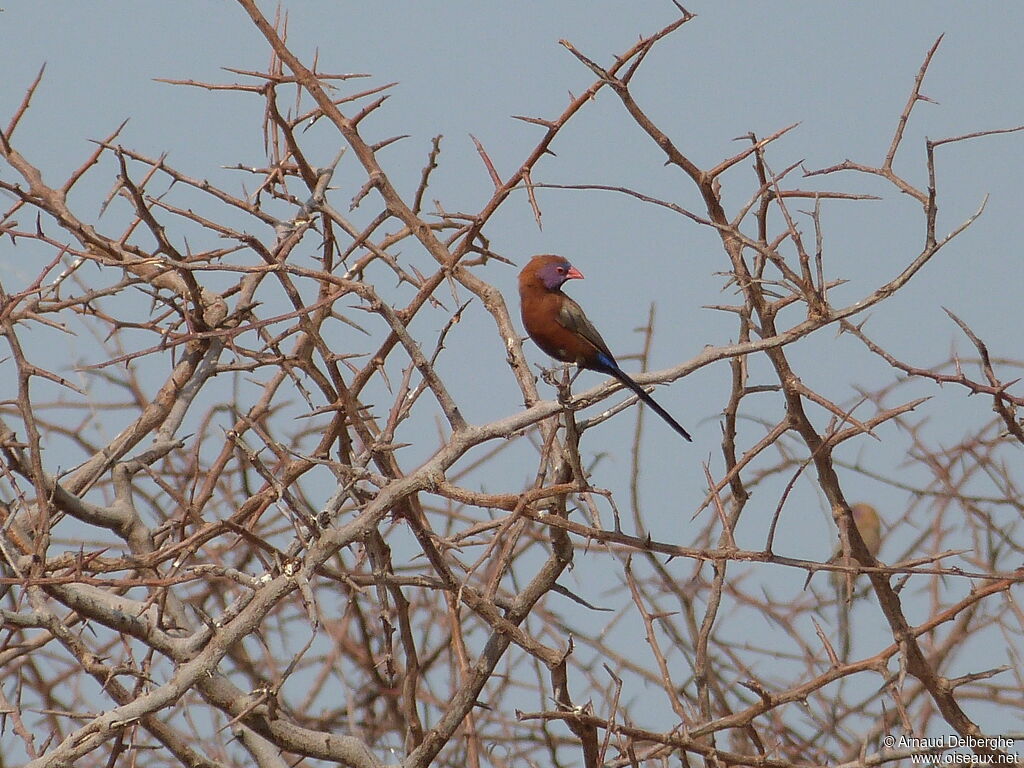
[3,0,1023,751]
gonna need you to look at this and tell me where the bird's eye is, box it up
[556,266,565,274]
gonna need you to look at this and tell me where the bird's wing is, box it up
[557,296,615,361]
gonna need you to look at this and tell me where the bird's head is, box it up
[522,254,585,291]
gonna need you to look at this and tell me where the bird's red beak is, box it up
[566,266,584,280]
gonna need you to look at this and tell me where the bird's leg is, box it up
[560,364,573,390]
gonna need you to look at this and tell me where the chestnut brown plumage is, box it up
[518,254,691,441]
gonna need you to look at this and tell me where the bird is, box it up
[804,502,883,591]
[829,502,882,592]
[518,254,691,441]
[828,502,883,661]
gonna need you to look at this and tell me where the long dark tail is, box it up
[607,365,692,442]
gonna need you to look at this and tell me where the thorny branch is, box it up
[1,8,1022,768]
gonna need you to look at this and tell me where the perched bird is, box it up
[803,502,883,592]
[518,254,691,441]
[829,502,882,591]
[829,502,883,661]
